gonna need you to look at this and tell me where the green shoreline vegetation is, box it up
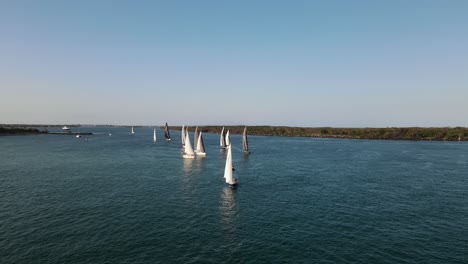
[170,126,467,141]
[0,127,45,135]
[1,125,467,141]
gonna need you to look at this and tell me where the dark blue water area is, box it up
[1,127,467,263]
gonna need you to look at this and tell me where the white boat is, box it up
[131,126,135,134]
[164,122,171,141]
[181,125,186,147]
[76,134,81,138]
[108,129,112,136]
[224,144,237,187]
[242,126,250,154]
[62,126,71,131]
[220,127,227,149]
[195,131,206,156]
[225,130,230,146]
[193,126,199,151]
[182,130,195,159]
[153,128,157,142]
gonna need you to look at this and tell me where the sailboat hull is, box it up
[182,154,195,159]
[195,152,206,156]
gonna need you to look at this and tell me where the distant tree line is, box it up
[0,127,45,135]
[167,126,468,141]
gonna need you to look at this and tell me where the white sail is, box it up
[225,130,230,146]
[181,125,186,146]
[153,128,157,142]
[183,130,195,158]
[224,145,237,185]
[220,127,225,148]
[193,126,199,151]
[242,126,249,153]
[195,131,206,156]
[131,126,135,134]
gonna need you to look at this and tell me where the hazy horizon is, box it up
[1,1,467,127]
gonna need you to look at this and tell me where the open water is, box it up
[0,127,467,263]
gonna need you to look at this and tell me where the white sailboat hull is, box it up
[183,154,195,159]
[195,152,206,156]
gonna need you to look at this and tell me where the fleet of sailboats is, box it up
[87,124,249,186]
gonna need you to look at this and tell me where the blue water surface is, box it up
[0,127,467,263]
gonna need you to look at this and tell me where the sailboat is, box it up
[108,129,112,136]
[242,126,250,154]
[220,127,227,149]
[164,122,171,141]
[182,130,195,159]
[224,144,237,187]
[225,130,230,146]
[181,125,186,147]
[153,128,157,142]
[195,131,206,156]
[193,126,199,151]
[131,126,135,134]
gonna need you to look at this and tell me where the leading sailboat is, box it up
[131,126,135,134]
[153,128,157,142]
[224,144,237,187]
[242,126,250,154]
[182,130,195,159]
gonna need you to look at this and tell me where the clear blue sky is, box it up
[1,0,467,127]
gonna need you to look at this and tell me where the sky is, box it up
[0,0,467,127]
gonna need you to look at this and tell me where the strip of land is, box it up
[168,126,467,141]
[0,127,92,136]
[1,125,466,141]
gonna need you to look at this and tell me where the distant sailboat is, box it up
[164,122,171,141]
[242,126,250,154]
[220,127,227,149]
[153,128,157,142]
[193,126,199,151]
[182,130,195,159]
[108,129,112,136]
[224,144,237,187]
[225,130,230,146]
[62,126,71,131]
[195,131,206,156]
[181,125,186,147]
[131,126,135,134]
